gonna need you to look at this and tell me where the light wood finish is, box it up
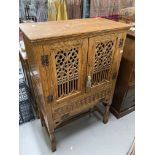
[111,30,135,118]
[20,18,130,152]
[19,18,130,41]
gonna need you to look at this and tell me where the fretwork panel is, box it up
[92,40,114,86]
[55,47,79,98]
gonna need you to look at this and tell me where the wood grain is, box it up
[19,18,130,41]
[20,18,130,152]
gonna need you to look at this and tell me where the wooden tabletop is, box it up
[19,18,131,42]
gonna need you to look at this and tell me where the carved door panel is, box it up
[86,33,126,104]
[87,34,119,102]
[43,39,88,108]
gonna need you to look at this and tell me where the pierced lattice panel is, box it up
[55,47,79,98]
[92,40,114,85]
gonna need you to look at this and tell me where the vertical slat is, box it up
[57,85,59,97]
[60,84,62,97]
[98,72,100,83]
[102,70,104,81]
[96,72,98,83]
[64,83,66,95]
[73,80,75,91]
[67,79,69,94]
[102,71,104,80]
[100,71,102,82]
[74,79,76,90]
[98,72,101,83]
[101,71,103,81]
[106,69,109,79]
[65,82,66,95]
[100,70,102,82]
[76,79,78,90]
[95,73,97,84]
[93,74,94,84]
[93,73,95,85]
[104,70,106,79]
[105,70,107,80]
[69,80,71,93]
[71,80,73,92]
[66,81,68,94]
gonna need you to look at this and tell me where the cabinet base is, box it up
[110,106,135,119]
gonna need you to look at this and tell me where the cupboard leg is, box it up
[50,132,56,152]
[40,117,44,127]
[103,105,110,124]
[39,111,44,127]
[46,107,56,152]
[35,103,40,119]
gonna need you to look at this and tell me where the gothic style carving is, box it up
[53,86,112,122]
[50,40,83,51]
[92,40,115,86]
[54,47,79,98]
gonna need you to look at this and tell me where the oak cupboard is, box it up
[20,18,130,152]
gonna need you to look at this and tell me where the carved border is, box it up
[53,86,112,121]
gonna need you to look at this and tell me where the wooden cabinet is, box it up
[111,31,135,118]
[20,18,130,152]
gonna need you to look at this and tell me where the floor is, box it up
[19,111,135,155]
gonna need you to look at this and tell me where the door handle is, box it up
[86,75,92,88]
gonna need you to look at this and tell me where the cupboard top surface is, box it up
[19,18,130,41]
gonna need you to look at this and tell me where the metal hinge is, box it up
[47,95,53,103]
[41,55,49,66]
[112,72,117,80]
[119,38,124,48]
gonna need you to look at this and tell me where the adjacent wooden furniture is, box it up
[111,30,135,118]
[20,18,130,152]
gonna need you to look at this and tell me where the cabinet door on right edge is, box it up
[87,33,126,103]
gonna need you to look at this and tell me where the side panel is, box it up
[23,36,55,132]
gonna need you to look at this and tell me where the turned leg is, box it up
[46,106,57,152]
[103,104,110,124]
[50,131,56,152]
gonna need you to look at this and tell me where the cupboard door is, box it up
[87,33,125,102]
[43,39,88,108]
